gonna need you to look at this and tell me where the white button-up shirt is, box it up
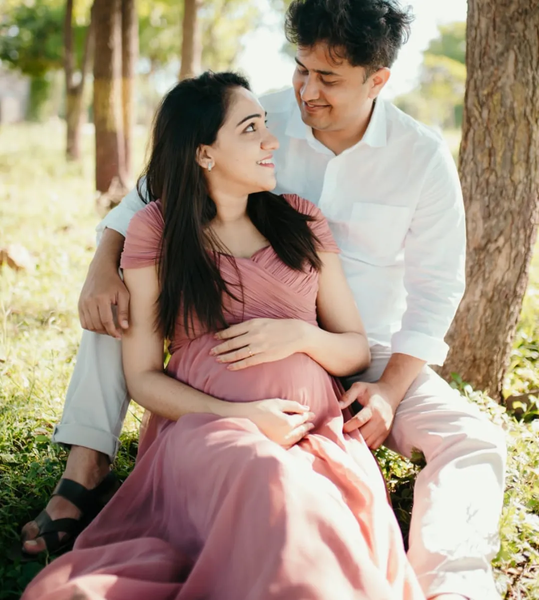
[99,87,465,366]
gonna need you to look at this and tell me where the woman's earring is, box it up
[208,162,213,172]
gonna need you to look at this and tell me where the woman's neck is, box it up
[207,192,269,258]
[210,188,249,225]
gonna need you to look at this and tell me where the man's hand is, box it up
[78,266,130,339]
[339,381,398,449]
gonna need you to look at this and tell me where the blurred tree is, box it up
[179,0,202,80]
[275,0,294,59]
[64,0,95,160]
[0,0,64,120]
[426,21,466,65]
[440,0,539,398]
[395,22,466,129]
[121,0,138,179]
[0,0,93,121]
[93,0,127,198]
[137,0,263,76]
[418,53,466,128]
[199,0,262,71]
[1,0,261,123]
[137,0,185,71]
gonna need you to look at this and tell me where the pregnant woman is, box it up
[23,71,424,600]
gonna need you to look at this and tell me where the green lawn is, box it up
[0,122,538,599]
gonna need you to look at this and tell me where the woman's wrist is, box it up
[295,319,318,355]
[204,396,249,419]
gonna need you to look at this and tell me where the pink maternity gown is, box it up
[22,194,425,600]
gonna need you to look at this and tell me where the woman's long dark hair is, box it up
[137,71,322,339]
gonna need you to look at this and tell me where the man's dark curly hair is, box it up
[285,0,414,76]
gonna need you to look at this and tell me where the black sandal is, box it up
[13,471,120,561]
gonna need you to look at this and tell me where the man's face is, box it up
[292,43,374,133]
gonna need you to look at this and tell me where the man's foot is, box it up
[21,446,111,555]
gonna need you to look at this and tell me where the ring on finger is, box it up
[247,345,253,357]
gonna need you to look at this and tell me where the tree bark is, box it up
[440,0,539,398]
[121,0,138,180]
[93,0,127,200]
[179,0,202,80]
[64,0,95,161]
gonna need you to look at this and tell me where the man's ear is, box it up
[196,145,214,170]
[368,67,391,100]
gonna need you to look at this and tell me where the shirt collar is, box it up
[284,96,388,150]
[361,98,387,148]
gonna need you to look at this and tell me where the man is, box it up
[22,1,506,599]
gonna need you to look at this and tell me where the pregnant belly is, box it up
[166,335,342,419]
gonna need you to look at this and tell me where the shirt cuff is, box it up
[391,330,449,366]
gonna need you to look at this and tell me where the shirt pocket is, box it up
[347,202,412,263]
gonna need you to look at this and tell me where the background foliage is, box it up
[395,22,466,130]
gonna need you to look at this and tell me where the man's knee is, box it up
[469,415,507,467]
[433,406,508,484]
[394,373,507,469]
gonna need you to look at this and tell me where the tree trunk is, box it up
[93,0,127,201]
[121,0,138,182]
[65,0,95,161]
[179,0,202,80]
[440,0,539,398]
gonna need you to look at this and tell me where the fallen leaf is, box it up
[0,244,36,271]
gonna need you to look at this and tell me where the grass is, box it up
[0,122,538,599]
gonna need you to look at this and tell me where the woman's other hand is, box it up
[238,399,315,448]
[210,318,307,370]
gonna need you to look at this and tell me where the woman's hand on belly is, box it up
[210,318,308,371]
[231,398,315,449]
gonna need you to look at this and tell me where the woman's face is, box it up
[203,87,280,196]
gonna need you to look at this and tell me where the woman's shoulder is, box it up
[129,200,164,233]
[280,193,321,218]
[280,194,340,254]
[121,201,164,269]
